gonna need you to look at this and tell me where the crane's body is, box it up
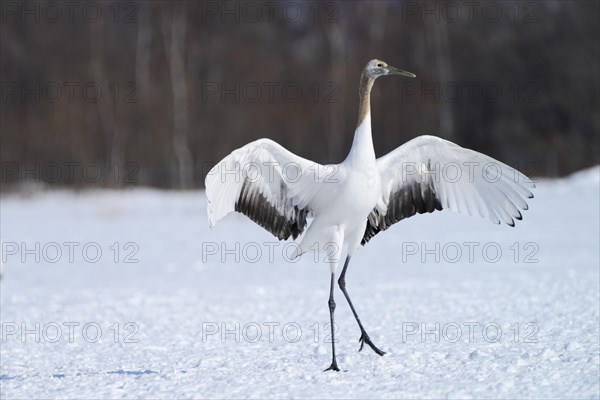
[205,59,534,371]
[293,116,380,265]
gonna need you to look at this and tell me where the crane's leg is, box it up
[324,272,340,371]
[338,256,386,356]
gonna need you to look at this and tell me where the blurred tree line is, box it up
[1,0,598,189]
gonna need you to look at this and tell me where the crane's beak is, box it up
[388,66,416,78]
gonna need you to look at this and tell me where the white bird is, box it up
[205,59,535,371]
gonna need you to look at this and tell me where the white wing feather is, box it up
[363,135,535,243]
[205,138,327,239]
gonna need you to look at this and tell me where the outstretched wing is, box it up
[362,135,535,245]
[205,138,327,240]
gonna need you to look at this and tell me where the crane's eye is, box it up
[377,63,383,67]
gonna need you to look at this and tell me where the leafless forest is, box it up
[1,0,598,189]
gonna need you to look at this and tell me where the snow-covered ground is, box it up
[1,167,599,399]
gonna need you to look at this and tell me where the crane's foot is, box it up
[324,361,340,372]
[358,331,386,356]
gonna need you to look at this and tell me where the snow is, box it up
[1,167,599,399]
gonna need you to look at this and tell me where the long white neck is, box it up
[345,72,376,165]
[346,114,374,164]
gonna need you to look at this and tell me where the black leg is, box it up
[338,256,386,356]
[324,272,340,372]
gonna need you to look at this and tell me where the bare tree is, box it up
[427,18,455,140]
[162,2,194,189]
[324,20,347,162]
[369,2,389,150]
[369,2,388,57]
[90,19,125,186]
[135,3,152,95]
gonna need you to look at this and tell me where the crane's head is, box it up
[364,59,416,79]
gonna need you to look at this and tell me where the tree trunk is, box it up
[90,19,125,187]
[162,2,194,189]
[324,21,346,162]
[135,4,152,95]
[428,18,455,140]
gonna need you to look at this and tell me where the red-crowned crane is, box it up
[205,59,535,371]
